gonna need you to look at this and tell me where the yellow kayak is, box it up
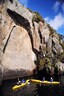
[30,79,48,83]
[12,83,26,90]
[30,79,41,83]
[12,79,60,91]
[30,79,60,85]
[48,81,60,84]
[12,79,30,90]
[41,81,60,85]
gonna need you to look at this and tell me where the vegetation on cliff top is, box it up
[32,12,45,23]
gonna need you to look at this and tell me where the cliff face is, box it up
[0,0,36,80]
[0,0,64,81]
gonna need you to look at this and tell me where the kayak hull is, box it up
[12,79,60,90]
[12,83,26,90]
[31,79,60,84]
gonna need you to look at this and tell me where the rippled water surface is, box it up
[0,76,64,96]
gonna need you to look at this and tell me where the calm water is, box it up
[0,75,64,96]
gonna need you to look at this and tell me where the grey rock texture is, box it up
[2,26,36,79]
[52,36,63,53]
[33,22,40,51]
[0,0,36,81]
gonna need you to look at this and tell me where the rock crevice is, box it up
[3,25,16,53]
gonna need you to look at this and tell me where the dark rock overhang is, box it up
[7,8,31,32]
[0,0,13,4]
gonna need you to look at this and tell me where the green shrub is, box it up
[32,12,44,23]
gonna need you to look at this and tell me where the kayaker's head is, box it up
[22,79,25,83]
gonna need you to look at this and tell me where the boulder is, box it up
[2,26,36,79]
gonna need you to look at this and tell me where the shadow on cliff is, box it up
[3,69,33,80]
[7,9,30,32]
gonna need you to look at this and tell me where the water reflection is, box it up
[0,76,64,96]
[37,84,64,96]
[1,79,38,96]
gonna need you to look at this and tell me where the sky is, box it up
[19,0,64,35]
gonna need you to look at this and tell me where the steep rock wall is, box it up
[0,0,36,81]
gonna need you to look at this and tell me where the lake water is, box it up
[0,75,64,96]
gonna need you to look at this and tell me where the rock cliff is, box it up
[0,0,36,81]
[0,0,64,82]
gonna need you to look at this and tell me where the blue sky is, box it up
[19,0,64,35]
